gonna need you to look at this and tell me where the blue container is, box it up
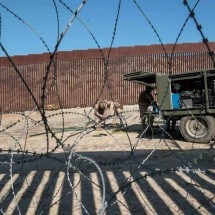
[154,106,159,113]
[171,93,181,109]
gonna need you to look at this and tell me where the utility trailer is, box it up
[124,68,215,143]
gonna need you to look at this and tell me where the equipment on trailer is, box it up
[124,68,215,143]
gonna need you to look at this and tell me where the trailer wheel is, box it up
[179,116,215,143]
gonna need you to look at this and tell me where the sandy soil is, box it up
[0,106,214,215]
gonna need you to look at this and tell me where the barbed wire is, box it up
[183,0,215,67]
[0,0,214,214]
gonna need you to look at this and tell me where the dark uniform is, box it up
[138,86,155,130]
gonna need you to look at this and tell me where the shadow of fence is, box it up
[0,149,214,215]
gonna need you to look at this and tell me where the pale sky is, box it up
[0,0,215,56]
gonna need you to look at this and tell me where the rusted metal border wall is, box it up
[0,51,214,113]
[0,63,48,112]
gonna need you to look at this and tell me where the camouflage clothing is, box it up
[138,90,154,107]
[138,88,154,129]
[94,100,109,129]
[112,100,123,126]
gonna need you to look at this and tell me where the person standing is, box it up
[138,86,156,131]
[112,100,123,126]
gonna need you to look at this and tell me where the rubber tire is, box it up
[179,115,215,143]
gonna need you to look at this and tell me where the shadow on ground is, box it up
[0,149,214,215]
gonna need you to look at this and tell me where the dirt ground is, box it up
[0,106,214,215]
